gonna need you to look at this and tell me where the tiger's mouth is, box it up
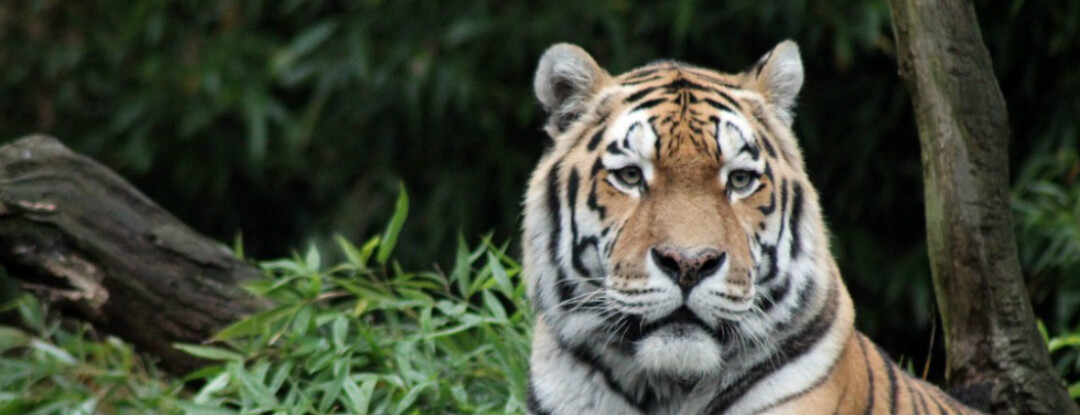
[620,306,736,345]
[643,307,710,334]
[626,306,732,377]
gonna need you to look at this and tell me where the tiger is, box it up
[520,40,983,415]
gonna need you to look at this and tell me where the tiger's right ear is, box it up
[534,44,611,137]
[747,40,803,127]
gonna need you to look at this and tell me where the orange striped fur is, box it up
[522,40,983,414]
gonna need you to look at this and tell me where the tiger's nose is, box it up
[650,247,726,290]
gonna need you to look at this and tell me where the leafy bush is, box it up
[1018,143,1080,401]
[0,296,181,414]
[1014,145,1080,319]
[1043,323,1080,401]
[0,189,533,414]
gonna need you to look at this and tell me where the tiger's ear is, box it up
[747,40,804,127]
[534,43,611,137]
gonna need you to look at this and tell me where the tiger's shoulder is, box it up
[765,332,983,415]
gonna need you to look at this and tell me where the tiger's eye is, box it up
[728,170,755,191]
[615,166,643,187]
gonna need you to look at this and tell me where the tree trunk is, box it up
[887,1,1077,414]
[0,135,271,375]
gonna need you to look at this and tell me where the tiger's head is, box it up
[523,41,841,383]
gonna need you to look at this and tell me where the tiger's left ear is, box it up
[747,40,804,127]
[534,44,612,137]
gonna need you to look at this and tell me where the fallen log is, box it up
[0,135,270,374]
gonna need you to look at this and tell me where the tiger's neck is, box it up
[705,270,856,414]
[529,267,857,415]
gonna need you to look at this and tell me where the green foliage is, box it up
[0,189,533,414]
[0,296,181,414]
[1043,321,1080,402]
[1013,145,1080,324]
[1,0,1078,397]
[176,236,530,414]
[1022,144,1080,403]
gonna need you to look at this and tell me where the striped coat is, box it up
[521,40,982,415]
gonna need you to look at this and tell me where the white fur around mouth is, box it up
[687,286,755,320]
[634,323,724,377]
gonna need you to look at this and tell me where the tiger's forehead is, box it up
[614,61,744,88]
[590,64,765,169]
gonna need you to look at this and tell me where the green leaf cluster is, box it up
[1023,146,1080,401]
[0,296,181,414]
[1,187,533,414]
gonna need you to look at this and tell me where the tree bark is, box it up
[0,135,271,375]
[887,1,1077,414]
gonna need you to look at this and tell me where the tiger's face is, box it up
[525,41,823,381]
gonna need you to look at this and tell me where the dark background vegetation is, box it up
[1,0,1077,382]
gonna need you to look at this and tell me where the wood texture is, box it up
[887,1,1078,413]
[0,135,271,374]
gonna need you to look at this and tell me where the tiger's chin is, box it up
[634,323,724,379]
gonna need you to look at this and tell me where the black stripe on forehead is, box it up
[708,116,723,157]
[704,115,730,157]
[625,86,660,103]
[622,122,639,149]
[632,98,667,112]
[621,75,664,86]
[622,68,660,81]
[650,117,662,160]
[709,109,765,163]
[625,72,736,102]
[708,88,743,111]
[663,77,713,92]
[704,98,737,114]
[712,89,744,111]
[728,121,761,161]
[663,68,745,110]
[609,118,665,162]
[621,66,677,86]
[605,140,624,156]
[681,68,740,88]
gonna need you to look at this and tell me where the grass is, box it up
[0,188,533,414]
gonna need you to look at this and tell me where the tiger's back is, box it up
[521,40,983,414]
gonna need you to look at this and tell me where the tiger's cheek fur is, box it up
[587,166,643,288]
[736,176,776,278]
[605,212,651,290]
